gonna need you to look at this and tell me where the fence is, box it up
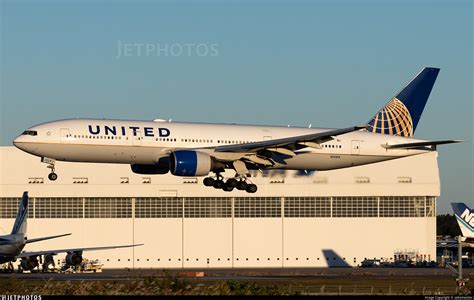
[285,284,465,295]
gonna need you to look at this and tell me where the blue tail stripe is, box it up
[395,67,440,131]
[367,67,440,137]
[11,192,28,234]
[455,215,474,232]
[451,202,469,216]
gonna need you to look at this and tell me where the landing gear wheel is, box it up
[48,173,58,181]
[226,178,238,188]
[245,184,257,193]
[223,184,234,192]
[236,180,248,190]
[213,180,225,189]
[203,177,215,186]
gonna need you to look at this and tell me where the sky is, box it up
[0,0,472,214]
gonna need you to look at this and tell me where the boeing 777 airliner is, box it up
[13,67,461,193]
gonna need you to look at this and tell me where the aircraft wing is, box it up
[213,125,367,153]
[25,233,71,244]
[381,140,463,150]
[17,244,143,258]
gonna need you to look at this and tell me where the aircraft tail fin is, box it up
[367,67,440,138]
[11,191,29,235]
[451,202,474,238]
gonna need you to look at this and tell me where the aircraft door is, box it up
[60,128,70,144]
[133,130,142,146]
[351,140,360,155]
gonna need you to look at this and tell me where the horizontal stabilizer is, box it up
[25,233,71,244]
[381,140,463,150]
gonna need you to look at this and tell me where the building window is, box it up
[379,196,426,217]
[0,197,34,218]
[184,197,232,218]
[234,197,281,218]
[36,197,83,218]
[426,197,435,217]
[85,198,132,218]
[284,197,331,217]
[135,197,182,218]
[332,197,378,218]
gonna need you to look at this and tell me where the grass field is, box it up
[0,269,472,296]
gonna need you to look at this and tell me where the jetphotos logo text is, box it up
[115,40,219,59]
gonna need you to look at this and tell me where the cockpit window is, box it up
[22,130,38,136]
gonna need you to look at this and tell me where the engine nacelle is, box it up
[170,150,213,176]
[131,157,170,174]
[66,252,83,266]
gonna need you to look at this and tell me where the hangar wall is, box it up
[0,147,439,268]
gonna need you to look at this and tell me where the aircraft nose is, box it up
[13,135,38,154]
[13,135,22,148]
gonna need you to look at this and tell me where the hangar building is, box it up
[0,146,439,268]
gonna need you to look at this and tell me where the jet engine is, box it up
[65,252,83,266]
[170,150,216,176]
[131,157,170,174]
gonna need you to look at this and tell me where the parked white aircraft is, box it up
[451,202,474,247]
[14,67,461,193]
[0,192,143,272]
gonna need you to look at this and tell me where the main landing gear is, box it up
[42,157,58,181]
[203,173,257,193]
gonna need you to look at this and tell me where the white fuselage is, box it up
[13,118,430,171]
[0,234,26,263]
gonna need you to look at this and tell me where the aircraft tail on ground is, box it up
[367,67,440,138]
[451,202,474,238]
[11,192,28,235]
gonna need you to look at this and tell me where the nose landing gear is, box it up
[48,172,58,181]
[42,157,58,181]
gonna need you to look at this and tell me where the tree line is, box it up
[437,214,461,237]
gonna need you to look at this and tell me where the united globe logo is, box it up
[367,98,413,138]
